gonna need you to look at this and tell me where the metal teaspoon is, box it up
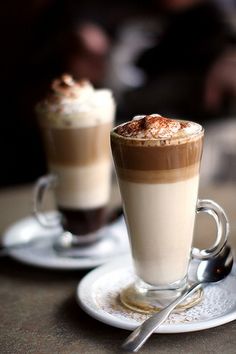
[122,245,234,352]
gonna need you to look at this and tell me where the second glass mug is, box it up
[33,75,116,245]
[110,118,229,313]
[33,122,113,244]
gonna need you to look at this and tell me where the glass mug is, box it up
[33,75,116,244]
[110,118,229,313]
[33,122,114,244]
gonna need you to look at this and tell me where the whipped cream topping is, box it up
[115,114,202,141]
[36,74,115,128]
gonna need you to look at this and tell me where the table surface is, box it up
[1,182,236,354]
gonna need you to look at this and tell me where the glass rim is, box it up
[111,119,204,144]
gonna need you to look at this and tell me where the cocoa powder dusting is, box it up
[50,74,88,98]
[115,114,186,139]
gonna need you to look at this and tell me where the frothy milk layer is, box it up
[119,175,199,285]
[37,74,115,128]
[50,161,111,209]
[115,114,202,145]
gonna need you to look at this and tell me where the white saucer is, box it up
[77,255,236,333]
[2,214,129,270]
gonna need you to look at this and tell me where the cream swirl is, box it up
[115,114,202,141]
[36,74,115,128]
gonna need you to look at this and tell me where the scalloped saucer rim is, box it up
[77,255,236,333]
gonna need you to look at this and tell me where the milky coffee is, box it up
[111,114,203,286]
[37,75,115,235]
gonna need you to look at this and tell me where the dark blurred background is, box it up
[0,0,236,186]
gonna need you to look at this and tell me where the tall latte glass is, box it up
[34,75,115,242]
[111,114,228,313]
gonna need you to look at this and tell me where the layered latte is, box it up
[37,74,115,235]
[111,114,203,286]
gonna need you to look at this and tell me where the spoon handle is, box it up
[0,239,42,257]
[0,242,39,257]
[121,282,202,352]
[0,234,59,257]
[0,244,12,257]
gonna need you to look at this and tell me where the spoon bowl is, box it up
[122,245,234,352]
[197,245,233,283]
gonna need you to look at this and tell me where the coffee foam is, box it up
[36,74,115,128]
[114,114,202,145]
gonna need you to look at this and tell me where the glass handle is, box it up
[33,174,61,228]
[192,199,229,260]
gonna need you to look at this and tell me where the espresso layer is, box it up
[42,122,112,166]
[115,164,200,183]
[111,133,203,176]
